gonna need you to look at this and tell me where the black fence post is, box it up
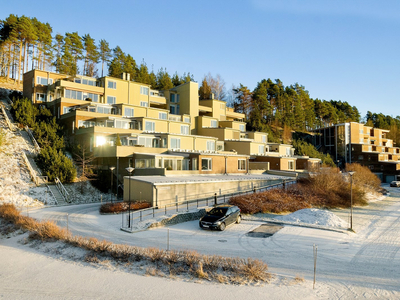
[140,210,142,221]
[153,207,155,218]
[187,200,189,211]
[214,193,217,205]
[253,186,256,193]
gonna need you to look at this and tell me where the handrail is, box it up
[25,125,40,152]
[55,177,69,202]
[47,185,58,205]
[0,103,14,131]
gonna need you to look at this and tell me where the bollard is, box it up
[214,193,217,205]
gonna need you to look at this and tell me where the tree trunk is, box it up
[17,41,23,83]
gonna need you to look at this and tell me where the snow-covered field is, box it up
[1,99,400,299]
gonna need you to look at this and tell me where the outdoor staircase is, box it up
[48,184,67,205]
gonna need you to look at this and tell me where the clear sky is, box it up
[2,0,400,118]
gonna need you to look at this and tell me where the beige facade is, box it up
[24,69,319,202]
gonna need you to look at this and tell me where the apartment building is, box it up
[23,69,318,184]
[314,122,400,182]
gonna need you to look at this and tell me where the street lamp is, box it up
[109,166,115,203]
[348,171,355,231]
[125,166,134,229]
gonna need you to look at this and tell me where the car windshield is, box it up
[208,207,228,216]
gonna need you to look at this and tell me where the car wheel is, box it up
[236,215,241,224]
[219,222,226,231]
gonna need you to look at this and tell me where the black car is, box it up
[199,205,241,231]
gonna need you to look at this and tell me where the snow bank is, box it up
[274,208,348,228]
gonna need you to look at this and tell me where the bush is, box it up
[11,97,37,127]
[230,165,377,214]
[35,146,76,183]
[100,202,151,213]
[293,139,335,167]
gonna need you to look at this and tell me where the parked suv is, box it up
[199,205,241,231]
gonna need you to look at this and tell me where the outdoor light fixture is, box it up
[109,166,115,203]
[348,171,355,230]
[125,166,134,229]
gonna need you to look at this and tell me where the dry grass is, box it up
[0,203,271,285]
[230,164,378,214]
[100,201,151,214]
[294,275,305,283]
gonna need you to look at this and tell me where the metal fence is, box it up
[121,178,297,229]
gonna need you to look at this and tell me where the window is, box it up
[286,148,291,156]
[288,161,294,170]
[108,81,116,89]
[145,121,155,132]
[259,145,265,154]
[63,107,73,114]
[181,125,189,135]
[159,112,167,120]
[140,101,148,107]
[207,140,215,151]
[36,93,46,101]
[184,117,190,123]
[201,158,212,171]
[262,135,267,143]
[170,104,179,114]
[210,120,218,128]
[107,96,116,104]
[238,159,246,170]
[82,92,99,102]
[37,77,52,85]
[170,138,181,149]
[124,108,134,117]
[97,106,112,114]
[170,94,176,103]
[239,124,245,132]
[220,103,225,109]
[140,86,149,95]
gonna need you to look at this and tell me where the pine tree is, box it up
[83,34,99,77]
[98,39,111,77]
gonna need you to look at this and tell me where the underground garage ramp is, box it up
[247,223,283,238]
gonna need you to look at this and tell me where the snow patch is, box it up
[274,208,348,228]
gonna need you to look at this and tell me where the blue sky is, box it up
[2,0,400,118]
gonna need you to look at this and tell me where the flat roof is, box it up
[126,173,290,185]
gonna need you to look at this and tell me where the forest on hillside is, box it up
[1,13,399,149]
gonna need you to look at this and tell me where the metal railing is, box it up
[121,179,297,229]
[0,103,14,131]
[25,125,40,152]
[55,177,69,202]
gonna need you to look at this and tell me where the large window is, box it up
[201,158,212,171]
[140,86,149,95]
[97,106,112,114]
[239,124,245,132]
[238,159,246,170]
[145,121,155,132]
[288,161,294,170]
[124,108,134,117]
[207,140,215,151]
[37,77,53,85]
[107,96,116,104]
[108,80,116,89]
[170,138,181,149]
[181,125,189,135]
[259,145,265,154]
[159,112,167,120]
[262,135,267,143]
[140,101,148,107]
[210,120,218,128]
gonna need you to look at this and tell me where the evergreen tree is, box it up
[98,39,111,77]
[155,67,173,90]
[83,34,99,77]
[199,76,212,100]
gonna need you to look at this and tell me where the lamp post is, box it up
[109,166,115,203]
[125,166,134,229]
[348,171,355,230]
